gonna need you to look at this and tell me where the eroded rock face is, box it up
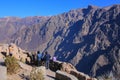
[90,55,109,77]
[0,5,119,77]
[52,61,97,80]
[0,43,30,63]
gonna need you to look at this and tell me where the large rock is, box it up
[0,43,30,63]
[50,61,96,80]
[70,70,97,80]
[50,61,76,73]
[50,60,62,71]
[0,44,8,56]
[56,70,78,80]
[60,62,77,73]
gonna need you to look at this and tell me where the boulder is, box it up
[60,62,77,73]
[0,44,8,56]
[50,61,97,80]
[56,70,78,80]
[70,70,97,80]
[0,43,30,63]
[50,60,62,71]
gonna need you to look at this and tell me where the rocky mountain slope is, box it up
[0,4,120,77]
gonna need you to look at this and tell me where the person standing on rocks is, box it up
[52,56,56,62]
[41,52,45,66]
[44,51,51,69]
[37,51,42,66]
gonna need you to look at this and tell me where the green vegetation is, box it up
[5,56,20,74]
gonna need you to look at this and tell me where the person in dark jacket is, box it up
[44,51,51,69]
[37,51,42,66]
[41,52,45,66]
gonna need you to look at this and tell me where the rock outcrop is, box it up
[70,70,97,80]
[60,62,77,73]
[50,61,97,80]
[56,70,78,80]
[0,43,30,63]
[0,44,97,80]
[0,4,119,77]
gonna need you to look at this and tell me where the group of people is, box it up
[8,44,56,69]
[37,51,51,69]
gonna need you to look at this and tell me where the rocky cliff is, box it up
[0,4,120,77]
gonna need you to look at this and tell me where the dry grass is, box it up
[5,56,20,74]
[30,67,45,80]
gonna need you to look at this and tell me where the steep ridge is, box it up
[0,5,120,77]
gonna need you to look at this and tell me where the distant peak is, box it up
[88,5,99,9]
[103,4,120,10]
[3,16,19,18]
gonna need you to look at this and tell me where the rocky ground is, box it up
[7,68,56,80]
[0,59,7,80]
[45,69,56,80]
[7,62,56,80]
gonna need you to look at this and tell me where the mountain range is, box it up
[0,4,120,77]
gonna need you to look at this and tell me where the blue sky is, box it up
[0,0,120,17]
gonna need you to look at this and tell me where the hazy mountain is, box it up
[0,5,120,77]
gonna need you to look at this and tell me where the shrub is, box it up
[30,67,45,80]
[5,56,20,74]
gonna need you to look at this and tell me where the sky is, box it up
[0,0,120,17]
